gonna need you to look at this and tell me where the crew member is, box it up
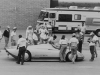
[3,26,10,48]
[59,35,68,62]
[69,33,79,64]
[26,26,33,45]
[11,27,17,46]
[33,30,38,45]
[39,26,48,44]
[46,22,52,36]
[81,22,86,43]
[88,32,96,61]
[16,35,27,65]
[75,30,83,53]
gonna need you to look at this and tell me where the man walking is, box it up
[3,26,10,48]
[16,35,27,65]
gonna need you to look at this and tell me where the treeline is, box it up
[58,2,100,8]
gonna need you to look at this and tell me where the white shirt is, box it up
[59,38,68,45]
[81,25,86,33]
[48,36,53,42]
[17,38,26,47]
[39,28,48,39]
[89,35,99,46]
[26,30,33,40]
[33,33,38,40]
[46,24,52,30]
[39,28,47,34]
[93,35,99,41]
[11,31,16,40]
[0,30,2,39]
[69,37,79,44]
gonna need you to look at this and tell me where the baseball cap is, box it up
[13,27,17,29]
[7,26,10,28]
[72,33,76,37]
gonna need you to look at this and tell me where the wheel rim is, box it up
[24,52,30,61]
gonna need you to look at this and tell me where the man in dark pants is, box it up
[3,26,10,48]
[16,35,27,65]
[88,32,97,61]
[90,45,95,61]
[75,30,83,53]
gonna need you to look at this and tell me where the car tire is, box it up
[24,50,31,62]
[66,51,78,62]
[66,51,72,62]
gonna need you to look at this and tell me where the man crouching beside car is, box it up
[16,35,27,65]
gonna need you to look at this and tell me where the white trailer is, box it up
[36,7,100,33]
[85,17,100,36]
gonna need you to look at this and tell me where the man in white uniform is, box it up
[69,33,79,64]
[39,26,48,44]
[26,26,33,45]
[16,35,27,65]
[11,27,17,46]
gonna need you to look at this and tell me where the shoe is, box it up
[16,62,20,64]
[21,62,24,65]
[96,55,98,58]
[89,59,94,61]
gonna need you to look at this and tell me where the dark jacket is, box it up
[3,30,10,38]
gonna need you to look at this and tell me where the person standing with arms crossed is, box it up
[16,35,27,65]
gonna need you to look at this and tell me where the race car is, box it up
[5,44,84,62]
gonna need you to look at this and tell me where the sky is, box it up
[59,0,100,3]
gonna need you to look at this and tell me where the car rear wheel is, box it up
[66,51,72,62]
[96,29,100,37]
[24,50,31,62]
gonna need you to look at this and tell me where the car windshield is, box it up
[38,11,48,21]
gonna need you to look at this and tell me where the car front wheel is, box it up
[24,50,31,62]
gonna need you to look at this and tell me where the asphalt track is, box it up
[0,30,100,75]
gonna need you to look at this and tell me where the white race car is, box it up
[5,44,84,62]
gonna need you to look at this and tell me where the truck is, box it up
[36,7,100,33]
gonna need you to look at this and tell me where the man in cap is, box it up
[11,27,17,46]
[69,33,79,64]
[16,35,27,65]
[3,26,10,48]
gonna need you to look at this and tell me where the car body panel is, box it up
[5,44,84,61]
